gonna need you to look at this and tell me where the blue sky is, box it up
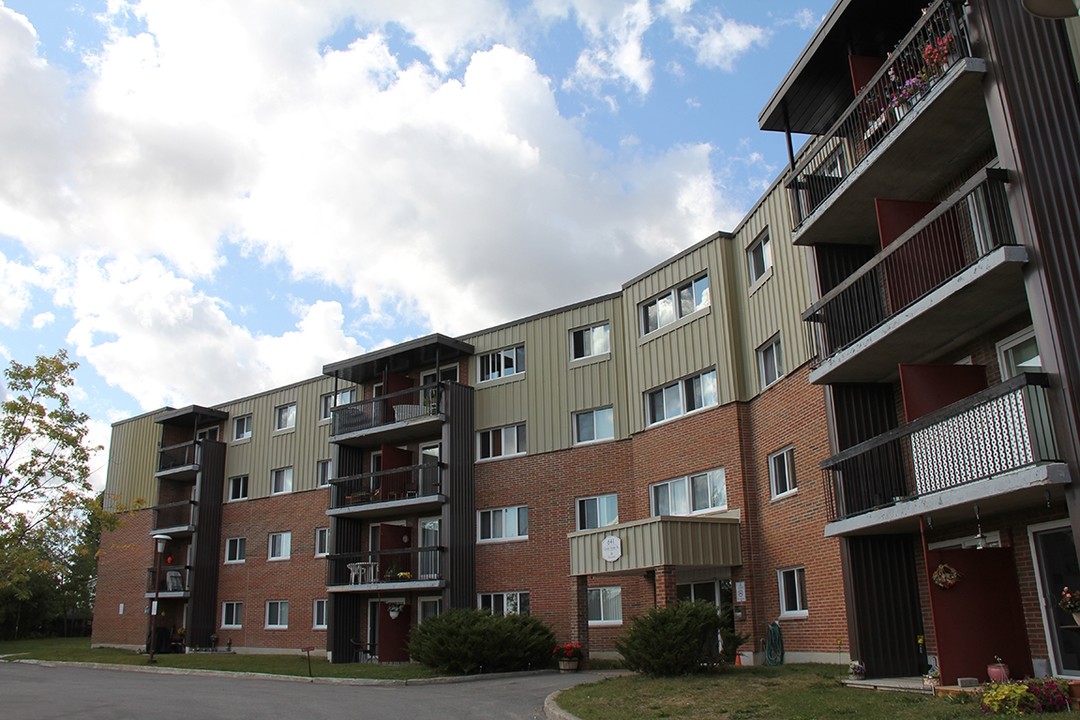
[0,0,831,487]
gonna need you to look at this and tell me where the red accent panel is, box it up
[928,548,1032,685]
[377,603,412,662]
[848,55,884,94]
[378,524,413,578]
[899,364,988,422]
[379,445,414,498]
[876,198,937,248]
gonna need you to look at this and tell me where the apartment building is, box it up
[91,164,849,664]
[758,0,1080,682]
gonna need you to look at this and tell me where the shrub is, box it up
[408,609,555,674]
[979,678,1068,715]
[616,600,746,676]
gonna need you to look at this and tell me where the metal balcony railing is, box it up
[803,169,1015,363]
[158,441,198,472]
[330,462,441,509]
[327,547,445,586]
[151,500,196,531]
[787,0,972,228]
[330,383,442,437]
[145,565,192,594]
[822,374,1060,522]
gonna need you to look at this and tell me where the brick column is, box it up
[570,575,590,668]
[655,565,677,608]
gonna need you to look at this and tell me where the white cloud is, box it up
[0,250,44,328]
[31,312,54,329]
[674,12,768,72]
[779,8,821,31]
[561,0,655,95]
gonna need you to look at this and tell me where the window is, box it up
[640,274,710,335]
[479,591,530,616]
[758,335,784,388]
[320,388,356,420]
[196,426,219,441]
[577,494,618,530]
[266,600,289,628]
[268,531,291,560]
[574,407,614,444]
[646,369,718,425]
[747,229,772,284]
[274,402,296,431]
[233,415,252,441]
[651,468,727,516]
[478,424,527,459]
[571,323,611,360]
[227,475,249,501]
[587,587,622,625]
[271,466,293,495]
[313,599,328,629]
[778,567,808,617]
[419,597,442,623]
[479,345,526,382]
[478,506,528,541]
[997,327,1042,379]
[225,537,246,564]
[222,601,243,628]
[770,446,797,498]
[317,459,333,487]
[315,527,329,557]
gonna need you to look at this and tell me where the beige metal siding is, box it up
[568,516,742,576]
[103,412,162,510]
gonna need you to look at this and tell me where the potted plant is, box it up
[1059,586,1080,626]
[553,641,583,672]
[987,655,1010,683]
[924,666,940,688]
[849,660,866,680]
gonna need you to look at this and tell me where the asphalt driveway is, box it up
[2,661,599,720]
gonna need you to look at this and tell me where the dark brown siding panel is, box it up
[846,535,925,678]
[444,382,475,609]
[190,440,225,648]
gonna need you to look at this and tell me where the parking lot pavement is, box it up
[2,661,599,720]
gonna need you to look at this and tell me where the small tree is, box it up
[616,600,746,676]
[408,608,556,674]
[0,350,108,635]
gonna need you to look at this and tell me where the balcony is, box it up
[150,500,196,536]
[326,548,446,593]
[145,565,192,598]
[156,441,199,481]
[330,383,443,446]
[568,515,741,576]
[804,169,1028,383]
[787,0,992,245]
[328,462,444,519]
[822,374,1068,536]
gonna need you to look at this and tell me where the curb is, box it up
[6,659,556,687]
[544,689,582,720]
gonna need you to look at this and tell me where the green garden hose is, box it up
[764,621,784,666]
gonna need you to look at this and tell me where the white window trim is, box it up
[476,424,527,462]
[573,406,615,445]
[320,388,357,423]
[317,459,333,487]
[995,325,1040,380]
[274,402,297,432]
[757,334,785,389]
[478,590,530,616]
[639,274,711,338]
[644,369,718,428]
[650,468,728,517]
[314,527,329,558]
[224,536,246,564]
[265,600,289,629]
[418,596,443,624]
[268,531,292,561]
[777,567,808,619]
[746,229,773,289]
[477,506,529,543]
[271,466,293,495]
[769,446,797,500]
[232,415,253,443]
[587,586,623,627]
[477,345,526,384]
[576,494,619,531]
[227,475,249,502]
[313,599,328,630]
[570,322,612,363]
[221,601,243,629]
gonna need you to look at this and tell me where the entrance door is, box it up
[1033,524,1080,675]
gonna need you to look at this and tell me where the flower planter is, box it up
[1073,612,1080,627]
[923,676,940,689]
[558,658,580,673]
[987,663,1010,683]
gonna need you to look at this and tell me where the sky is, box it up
[0,0,832,490]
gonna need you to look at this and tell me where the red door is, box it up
[378,602,412,662]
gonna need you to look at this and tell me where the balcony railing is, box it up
[823,373,1060,522]
[331,383,442,437]
[151,500,196,531]
[145,565,192,594]
[787,0,972,228]
[158,441,198,473]
[330,462,441,509]
[327,548,444,586]
[803,169,1015,363]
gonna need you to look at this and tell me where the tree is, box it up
[0,350,107,630]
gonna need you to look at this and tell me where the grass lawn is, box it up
[0,637,441,680]
[557,664,983,720]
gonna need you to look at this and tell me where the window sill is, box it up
[570,352,611,367]
[644,401,718,430]
[779,611,808,620]
[273,427,296,435]
[268,557,291,562]
[476,452,527,464]
[748,267,774,296]
[476,372,526,388]
[770,489,798,502]
[588,620,623,628]
[231,437,252,446]
[264,626,289,631]
[220,624,242,630]
[573,436,616,447]
[226,497,248,503]
[477,535,529,545]
[224,560,245,565]
[638,306,711,346]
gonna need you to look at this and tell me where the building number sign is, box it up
[601,535,622,562]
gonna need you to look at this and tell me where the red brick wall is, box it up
[93,510,154,647]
